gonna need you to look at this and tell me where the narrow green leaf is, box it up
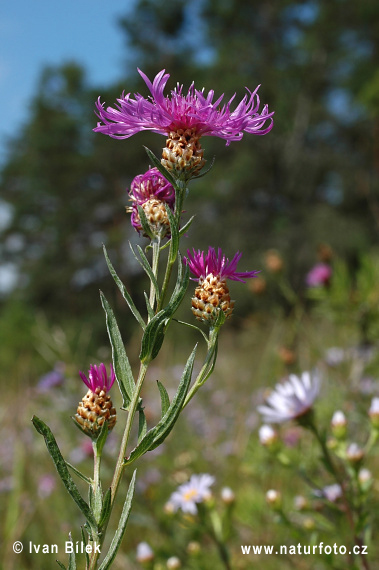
[32,416,97,530]
[165,204,179,264]
[67,533,77,570]
[156,380,170,417]
[192,155,215,179]
[144,292,155,320]
[137,204,155,240]
[99,488,112,529]
[125,346,197,465]
[144,146,177,187]
[100,292,135,409]
[103,245,145,330]
[98,471,137,570]
[66,462,92,486]
[139,309,167,363]
[94,420,109,456]
[172,319,209,342]
[56,561,66,570]
[138,407,148,443]
[136,245,160,302]
[81,527,90,568]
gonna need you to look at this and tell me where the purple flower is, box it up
[128,167,175,235]
[306,263,332,287]
[37,362,65,392]
[79,363,115,393]
[185,247,259,283]
[94,69,274,145]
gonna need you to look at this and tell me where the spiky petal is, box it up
[185,247,259,283]
[94,69,274,146]
[79,363,115,393]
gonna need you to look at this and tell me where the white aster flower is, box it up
[169,474,215,515]
[136,542,154,563]
[257,372,320,424]
[314,483,342,503]
[258,424,278,446]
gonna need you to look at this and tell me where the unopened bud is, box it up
[266,489,281,508]
[331,410,347,439]
[369,397,379,428]
[166,556,181,569]
[346,443,364,464]
[259,425,278,448]
[221,487,235,505]
[303,517,315,530]
[186,541,201,556]
[264,250,284,273]
[294,495,308,511]
[358,468,372,491]
[136,542,154,564]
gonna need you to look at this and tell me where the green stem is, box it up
[92,441,101,493]
[149,237,161,314]
[158,183,185,311]
[183,327,219,408]
[88,363,149,570]
[308,420,371,570]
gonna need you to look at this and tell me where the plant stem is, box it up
[183,327,218,408]
[88,363,149,570]
[308,421,371,570]
[149,237,161,313]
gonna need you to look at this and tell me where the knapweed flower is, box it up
[94,69,274,179]
[184,247,259,324]
[168,474,215,515]
[306,263,332,287]
[74,363,117,437]
[257,372,320,424]
[128,167,175,238]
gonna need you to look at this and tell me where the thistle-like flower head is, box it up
[258,371,320,424]
[128,167,175,237]
[79,363,115,394]
[185,247,259,283]
[306,263,332,287]
[94,69,274,145]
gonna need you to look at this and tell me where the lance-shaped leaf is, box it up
[125,345,197,465]
[100,292,135,409]
[164,204,179,265]
[137,204,155,240]
[159,215,195,252]
[144,146,178,187]
[129,243,160,303]
[56,561,66,570]
[157,380,170,417]
[98,471,137,570]
[137,406,147,443]
[32,416,97,530]
[103,245,145,330]
[99,488,112,529]
[67,533,77,570]
[139,258,190,363]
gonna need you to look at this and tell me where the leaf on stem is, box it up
[138,405,148,443]
[103,246,145,330]
[157,380,170,417]
[98,471,137,570]
[99,488,112,529]
[137,204,155,240]
[81,527,90,568]
[100,292,135,410]
[125,345,197,465]
[164,204,179,264]
[66,462,92,486]
[56,561,66,570]
[32,416,98,530]
[144,146,178,187]
[67,533,77,570]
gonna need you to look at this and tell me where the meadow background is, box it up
[1,1,379,568]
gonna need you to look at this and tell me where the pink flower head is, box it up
[94,69,274,146]
[79,363,115,393]
[306,263,332,287]
[129,167,175,233]
[184,247,259,283]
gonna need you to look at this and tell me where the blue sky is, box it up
[0,0,136,163]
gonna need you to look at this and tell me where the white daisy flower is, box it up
[257,372,320,423]
[168,474,215,515]
[136,542,154,563]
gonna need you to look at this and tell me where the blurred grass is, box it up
[1,307,379,569]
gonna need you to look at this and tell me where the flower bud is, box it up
[136,542,154,564]
[331,410,347,439]
[346,443,364,465]
[294,495,308,511]
[221,487,235,505]
[358,468,372,492]
[186,541,201,556]
[266,489,281,508]
[369,397,379,428]
[166,556,181,569]
[264,250,284,273]
[259,425,278,448]
[303,517,315,530]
